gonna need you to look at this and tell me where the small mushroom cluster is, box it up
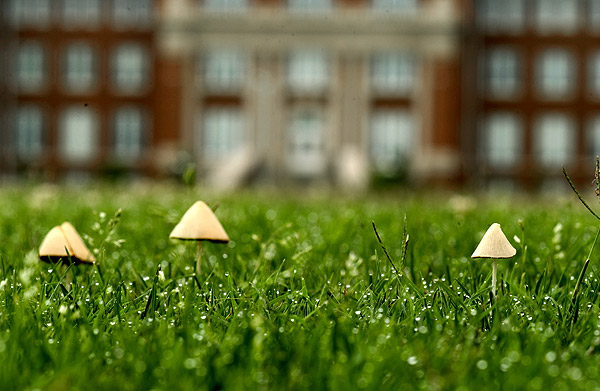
[38,200,230,278]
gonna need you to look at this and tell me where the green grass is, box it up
[2,184,600,390]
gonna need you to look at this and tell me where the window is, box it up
[534,113,575,167]
[112,0,152,29]
[199,108,244,161]
[111,44,151,94]
[62,43,98,93]
[591,0,600,33]
[287,108,327,176]
[483,48,521,99]
[15,106,44,160]
[14,42,46,92]
[287,50,329,94]
[288,0,332,12]
[204,0,248,12]
[535,0,579,34]
[113,107,147,161]
[535,49,575,99]
[588,116,600,157]
[59,107,99,163]
[477,0,525,33]
[370,110,413,174]
[590,52,600,97]
[371,52,416,96]
[7,0,50,27]
[372,0,418,14]
[203,50,245,92]
[62,0,101,28]
[481,113,523,168]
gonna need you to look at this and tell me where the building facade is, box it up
[1,0,183,180]
[160,0,463,188]
[467,0,600,190]
[3,0,600,190]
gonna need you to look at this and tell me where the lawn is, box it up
[1,183,600,390]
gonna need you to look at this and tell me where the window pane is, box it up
[63,43,98,93]
[588,116,600,157]
[114,107,146,161]
[204,0,248,12]
[483,48,521,99]
[591,0,600,33]
[62,0,101,28]
[112,0,152,29]
[203,50,245,92]
[482,113,523,168]
[288,0,332,12]
[372,0,418,14]
[15,42,46,92]
[199,108,244,161]
[59,107,99,162]
[111,44,151,94]
[534,113,575,167]
[535,49,575,99]
[287,108,327,176]
[535,0,579,34]
[590,52,600,97]
[477,0,525,33]
[370,110,413,174]
[288,50,329,93]
[7,0,51,27]
[15,105,44,160]
[371,52,416,96]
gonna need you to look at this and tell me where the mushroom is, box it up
[170,201,230,275]
[39,222,96,264]
[471,223,516,297]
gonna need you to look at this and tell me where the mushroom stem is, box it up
[492,258,498,298]
[195,241,203,276]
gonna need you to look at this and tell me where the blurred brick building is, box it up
[2,0,600,190]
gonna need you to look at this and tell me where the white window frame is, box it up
[370,110,414,174]
[287,0,332,12]
[204,0,248,12]
[14,42,46,93]
[15,105,44,160]
[202,50,246,92]
[62,43,98,93]
[111,43,150,95]
[287,107,327,177]
[61,0,101,29]
[483,47,521,99]
[535,49,576,99]
[477,0,525,33]
[113,107,147,162]
[535,0,579,35]
[591,0,600,33]
[199,107,245,162]
[59,107,100,163]
[372,0,418,14]
[287,50,329,94]
[481,113,523,168]
[534,113,576,167]
[589,52,600,98]
[371,52,416,96]
[112,0,153,29]
[7,0,51,27]
[588,116,600,157]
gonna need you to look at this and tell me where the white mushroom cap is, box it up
[39,222,96,264]
[472,223,516,259]
[169,201,230,243]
